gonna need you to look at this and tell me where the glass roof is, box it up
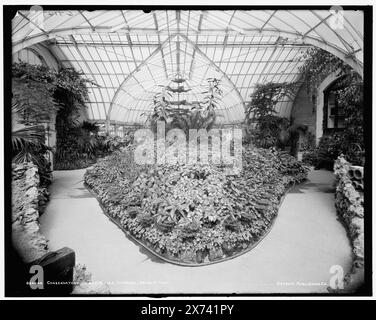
[12,9,364,125]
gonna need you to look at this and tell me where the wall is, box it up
[290,83,316,136]
[333,156,364,293]
[12,163,50,263]
[315,70,343,144]
[291,71,344,146]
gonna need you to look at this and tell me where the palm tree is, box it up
[12,100,52,185]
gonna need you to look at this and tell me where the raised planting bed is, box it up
[84,145,309,265]
[332,155,364,292]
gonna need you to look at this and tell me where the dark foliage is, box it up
[303,131,364,169]
[299,49,364,168]
[12,62,98,172]
[244,82,306,155]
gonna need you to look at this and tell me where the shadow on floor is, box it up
[289,182,335,194]
[139,246,166,264]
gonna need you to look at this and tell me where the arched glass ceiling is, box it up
[110,34,246,124]
[12,9,364,125]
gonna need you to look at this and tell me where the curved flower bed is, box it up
[84,145,308,265]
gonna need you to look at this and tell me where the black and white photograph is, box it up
[1,2,373,301]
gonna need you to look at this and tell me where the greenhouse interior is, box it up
[9,8,366,295]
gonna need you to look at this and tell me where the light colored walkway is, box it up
[40,168,352,294]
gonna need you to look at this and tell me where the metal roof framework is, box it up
[12,9,364,125]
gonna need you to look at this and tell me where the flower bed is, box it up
[332,155,364,292]
[84,145,309,265]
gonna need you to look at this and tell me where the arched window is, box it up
[323,78,346,134]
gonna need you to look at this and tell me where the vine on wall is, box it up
[299,48,364,167]
[12,62,98,171]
